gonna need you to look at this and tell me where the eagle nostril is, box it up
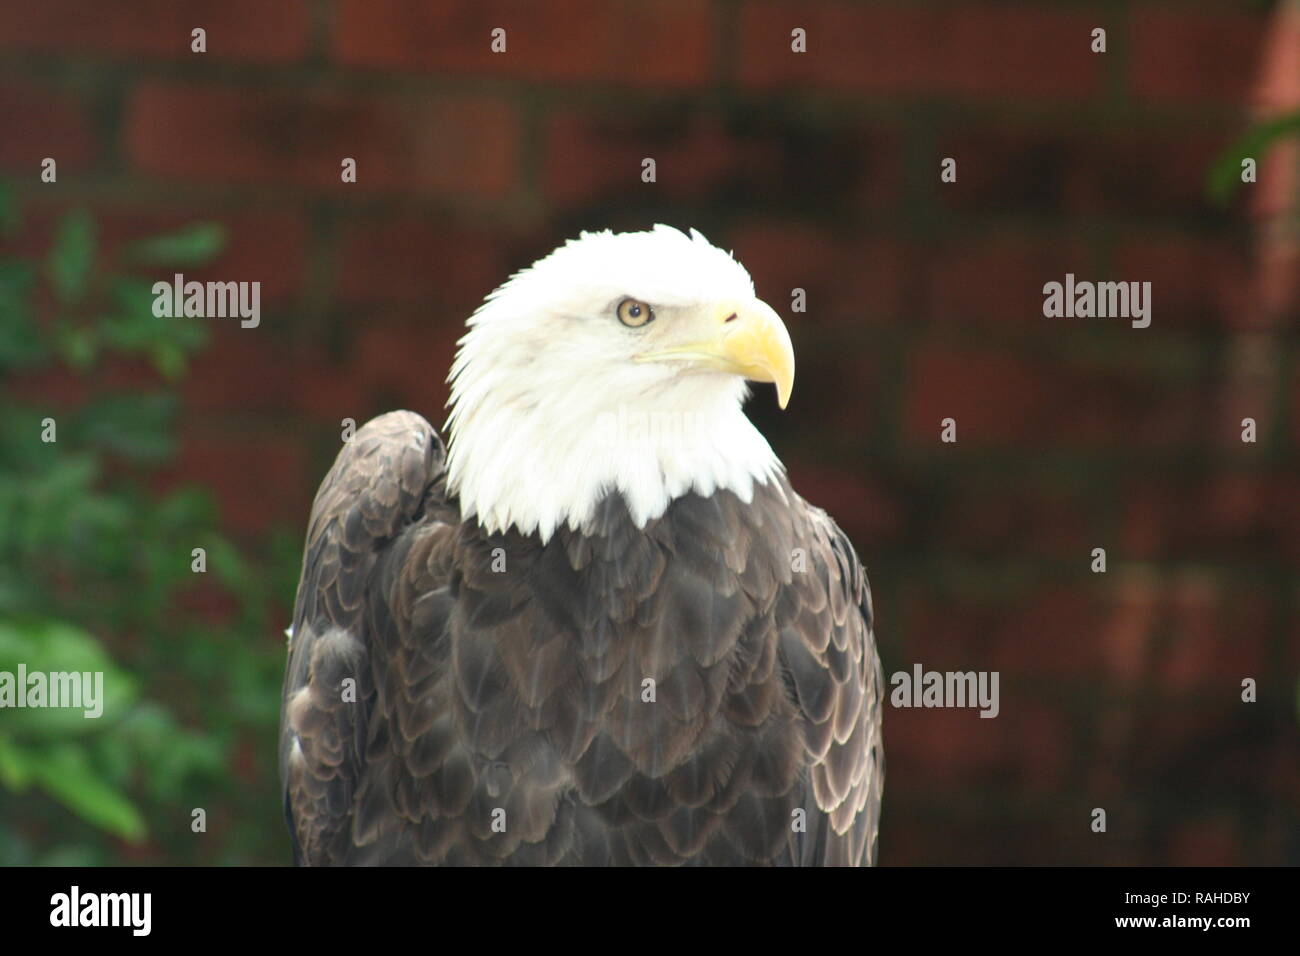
[723,312,738,324]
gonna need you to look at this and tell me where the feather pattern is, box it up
[281,411,883,866]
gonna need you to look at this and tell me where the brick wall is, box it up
[2,0,1296,864]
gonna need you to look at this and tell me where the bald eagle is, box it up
[280,225,883,866]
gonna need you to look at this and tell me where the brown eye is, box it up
[616,297,654,328]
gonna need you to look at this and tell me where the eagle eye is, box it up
[616,297,655,328]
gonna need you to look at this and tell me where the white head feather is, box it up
[445,225,785,542]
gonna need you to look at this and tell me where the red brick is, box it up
[1294,370,1300,448]
[736,2,1103,100]
[285,356,372,427]
[784,463,900,548]
[934,483,1101,560]
[1091,574,1271,691]
[1167,818,1243,866]
[919,233,1090,325]
[9,360,163,409]
[195,212,306,304]
[1267,698,1300,794]
[1256,0,1300,108]
[0,203,305,315]
[731,223,911,327]
[0,200,126,259]
[902,347,1046,445]
[1131,5,1270,103]
[1254,240,1300,325]
[886,704,1001,784]
[8,368,88,409]
[0,0,309,62]
[1157,574,1269,691]
[904,344,1207,449]
[997,588,1110,679]
[1096,573,1161,685]
[543,110,754,208]
[1249,2,1300,231]
[888,695,1069,792]
[0,83,96,172]
[1067,131,1232,221]
[174,579,241,627]
[1115,236,1251,329]
[898,592,998,665]
[543,108,897,214]
[878,815,984,866]
[183,330,292,414]
[99,209,306,304]
[124,83,518,198]
[1127,699,1239,763]
[781,345,882,436]
[1119,471,1299,563]
[336,0,715,88]
[334,218,511,308]
[1133,700,1273,810]
[883,806,1103,866]
[184,328,373,426]
[346,312,462,416]
[1268,476,1300,562]
[1248,133,1300,225]
[937,123,1232,220]
[159,430,309,534]
[903,588,1107,680]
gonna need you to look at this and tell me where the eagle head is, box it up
[445,225,794,541]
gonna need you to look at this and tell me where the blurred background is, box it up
[0,0,1296,866]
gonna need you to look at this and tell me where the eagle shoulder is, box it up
[777,495,884,866]
[279,410,448,865]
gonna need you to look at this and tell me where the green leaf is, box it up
[36,844,102,867]
[125,223,226,267]
[151,342,186,379]
[47,210,96,306]
[1207,109,1300,205]
[54,323,98,370]
[0,735,33,789]
[74,392,176,462]
[0,196,304,864]
[104,278,209,375]
[205,535,250,593]
[0,619,139,737]
[28,742,147,842]
[0,261,44,369]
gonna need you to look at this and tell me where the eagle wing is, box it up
[279,410,450,865]
[280,414,883,866]
[778,502,884,866]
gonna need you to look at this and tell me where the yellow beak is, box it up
[634,298,796,408]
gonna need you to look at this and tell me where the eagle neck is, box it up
[445,391,785,543]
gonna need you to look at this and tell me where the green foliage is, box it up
[125,223,227,268]
[0,618,149,841]
[1208,108,1300,206]
[48,210,96,306]
[0,194,297,864]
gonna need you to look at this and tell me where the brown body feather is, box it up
[280,411,883,865]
